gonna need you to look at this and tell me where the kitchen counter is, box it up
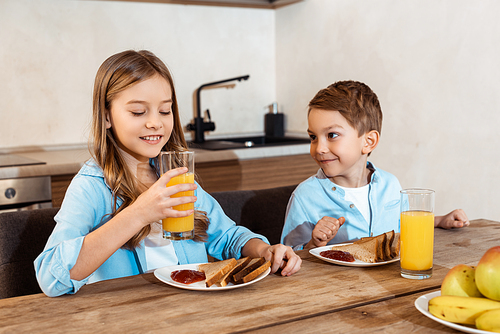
[0,143,310,180]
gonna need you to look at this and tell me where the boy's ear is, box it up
[362,130,379,155]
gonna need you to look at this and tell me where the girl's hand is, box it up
[241,239,301,276]
[264,244,302,276]
[128,167,197,226]
[435,209,469,229]
[307,216,345,249]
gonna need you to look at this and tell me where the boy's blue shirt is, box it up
[281,162,401,250]
[34,159,267,297]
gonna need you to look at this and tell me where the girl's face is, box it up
[307,108,370,186]
[106,75,173,163]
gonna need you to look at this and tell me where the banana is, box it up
[476,309,500,332]
[428,295,500,325]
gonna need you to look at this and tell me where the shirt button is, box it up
[332,187,336,191]
[349,204,355,208]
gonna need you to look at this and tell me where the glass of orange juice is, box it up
[400,188,435,279]
[159,151,195,240]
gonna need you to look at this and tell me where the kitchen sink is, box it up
[187,136,310,151]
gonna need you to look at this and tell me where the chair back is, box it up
[211,185,296,245]
[0,208,58,299]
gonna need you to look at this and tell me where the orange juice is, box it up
[162,173,195,233]
[400,211,434,271]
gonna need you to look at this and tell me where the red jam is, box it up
[320,250,355,262]
[171,270,206,284]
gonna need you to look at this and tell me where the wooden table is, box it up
[1,219,498,333]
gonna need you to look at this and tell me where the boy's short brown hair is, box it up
[308,80,382,136]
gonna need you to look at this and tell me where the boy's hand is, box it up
[307,216,345,249]
[435,209,469,229]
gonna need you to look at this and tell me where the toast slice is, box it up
[384,230,395,260]
[391,233,400,258]
[355,233,387,262]
[218,257,251,287]
[331,239,379,263]
[233,257,266,283]
[198,258,237,287]
[241,260,271,284]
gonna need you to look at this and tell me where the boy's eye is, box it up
[308,134,316,141]
[328,132,339,139]
[131,110,145,116]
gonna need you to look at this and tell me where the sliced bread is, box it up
[241,260,271,284]
[198,258,237,287]
[355,233,387,262]
[331,238,379,263]
[391,233,400,258]
[384,230,395,260]
[233,257,266,283]
[218,257,251,287]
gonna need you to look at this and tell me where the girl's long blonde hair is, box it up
[90,50,209,249]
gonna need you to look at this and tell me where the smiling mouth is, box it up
[318,158,337,164]
[141,135,162,143]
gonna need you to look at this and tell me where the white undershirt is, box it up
[338,183,371,224]
[144,221,178,272]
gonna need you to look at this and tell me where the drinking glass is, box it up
[159,151,195,240]
[400,188,435,279]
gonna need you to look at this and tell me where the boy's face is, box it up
[308,108,374,186]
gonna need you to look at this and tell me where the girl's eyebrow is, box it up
[126,99,173,105]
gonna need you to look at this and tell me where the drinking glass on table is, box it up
[159,151,195,240]
[400,188,435,279]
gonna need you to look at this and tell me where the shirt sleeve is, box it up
[281,191,315,248]
[195,184,269,260]
[34,174,107,297]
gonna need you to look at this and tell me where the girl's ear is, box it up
[105,111,112,129]
[362,130,379,155]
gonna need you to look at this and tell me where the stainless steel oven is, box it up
[0,154,52,212]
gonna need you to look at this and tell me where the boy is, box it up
[281,81,469,251]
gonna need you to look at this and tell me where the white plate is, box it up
[154,263,270,291]
[415,291,491,334]
[309,244,400,267]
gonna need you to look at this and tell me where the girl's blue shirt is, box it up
[34,159,267,297]
[281,162,402,250]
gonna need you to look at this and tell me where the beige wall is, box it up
[276,0,500,220]
[0,0,275,149]
[1,0,499,220]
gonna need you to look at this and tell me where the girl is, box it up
[35,50,301,297]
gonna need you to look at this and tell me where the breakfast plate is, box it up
[415,291,490,334]
[309,244,400,267]
[154,263,270,291]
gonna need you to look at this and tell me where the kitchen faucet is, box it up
[187,75,250,143]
